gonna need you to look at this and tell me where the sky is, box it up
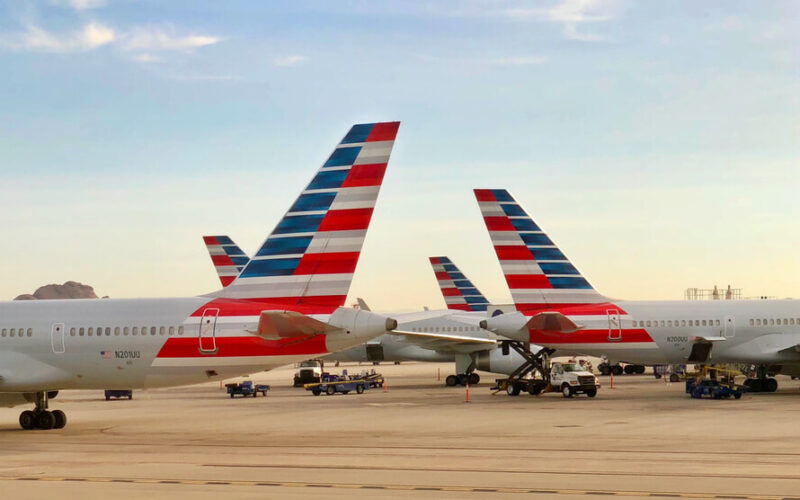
[0,0,798,310]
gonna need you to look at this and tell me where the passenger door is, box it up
[198,309,219,354]
[51,323,65,354]
[723,316,735,338]
[607,310,622,341]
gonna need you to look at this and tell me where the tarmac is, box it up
[1,362,799,500]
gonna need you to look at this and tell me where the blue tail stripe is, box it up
[501,204,527,217]
[528,247,567,261]
[491,189,515,202]
[548,277,593,289]
[239,258,301,278]
[215,236,234,245]
[272,214,324,235]
[510,218,540,232]
[341,124,375,144]
[323,146,362,167]
[469,304,488,311]
[539,262,581,275]
[256,236,313,256]
[306,170,349,190]
[520,233,553,246]
[229,256,251,266]
[290,192,337,213]
[465,296,489,305]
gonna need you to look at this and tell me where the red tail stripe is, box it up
[434,271,450,280]
[441,287,461,297]
[318,208,374,232]
[483,216,515,231]
[473,189,496,202]
[494,246,534,261]
[447,304,472,311]
[203,236,219,245]
[220,276,235,287]
[505,274,552,289]
[341,163,387,188]
[211,254,234,266]
[294,252,360,275]
[366,121,400,142]
[429,257,440,265]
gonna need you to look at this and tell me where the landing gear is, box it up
[445,373,480,386]
[743,365,778,393]
[19,392,66,430]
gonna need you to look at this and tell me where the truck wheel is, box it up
[669,373,680,383]
[326,385,336,396]
[312,388,321,396]
[561,384,573,398]
[229,393,234,398]
[506,383,521,396]
[356,384,364,394]
[528,385,542,396]
[445,375,458,387]
[734,392,742,400]
[585,388,597,398]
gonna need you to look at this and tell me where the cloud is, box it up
[505,0,622,42]
[491,55,547,66]
[1,22,115,52]
[64,0,106,10]
[273,55,306,67]
[122,27,221,52]
[131,53,159,63]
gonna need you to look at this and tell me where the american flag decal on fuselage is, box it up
[429,256,489,311]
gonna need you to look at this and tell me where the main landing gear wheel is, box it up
[457,374,468,386]
[445,375,458,387]
[561,383,574,398]
[51,410,67,429]
[19,391,67,430]
[19,411,35,430]
[765,378,778,393]
[36,411,56,430]
[468,373,480,385]
[611,365,623,376]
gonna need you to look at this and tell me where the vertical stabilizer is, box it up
[429,256,489,311]
[212,122,400,313]
[474,189,606,310]
[203,235,250,287]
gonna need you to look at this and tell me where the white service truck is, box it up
[501,361,600,398]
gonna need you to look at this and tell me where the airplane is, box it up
[477,189,800,392]
[202,240,530,386]
[0,122,401,430]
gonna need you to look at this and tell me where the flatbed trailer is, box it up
[305,374,369,396]
[225,381,270,398]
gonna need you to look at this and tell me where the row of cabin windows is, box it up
[0,328,33,338]
[749,318,799,326]
[633,319,721,328]
[408,326,478,333]
[69,326,185,337]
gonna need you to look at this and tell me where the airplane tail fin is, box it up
[429,256,489,311]
[474,189,607,311]
[203,235,250,287]
[210,122,400,313]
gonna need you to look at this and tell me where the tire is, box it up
[105,395,111,401]
[669,373,680,383]
[312,388,321,396]
[765,378,778,393]
[528,385,543,396]
[457,374,468,386]
[356,384,365,394]
[468,373,480,385]
[635,365,646,374]
[611,365,623,376]
[445,375,458,387]
[19,410,35,430]
[585,388,597,398]
[561,383,573,398]
[326,385,336,396]
[734,392,742,400]
[128,394,133,400]
[52,410,67,429]
[506,383,521,396]
[230,393,234,398]
[36,411,56,430]
[599,364,610,376]
[623,365,635,375]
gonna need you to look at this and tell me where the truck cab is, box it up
[293,360,323,387]
[550,362,600,398]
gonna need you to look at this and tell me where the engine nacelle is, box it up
[0,392,35,408]
[476,346,528,375]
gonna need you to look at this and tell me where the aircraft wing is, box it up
[391,329,499,353]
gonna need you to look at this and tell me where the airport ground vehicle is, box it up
[305,373,369,396]
[225,381,269,398]
[598,362,646,376]
[494,350,600,398]
[293,360,323,387]
[686,378,744,399]
[104,390,132,400]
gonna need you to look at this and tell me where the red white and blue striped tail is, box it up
[203,235,250,287]
[211,122,400,312]
[429,256,489,312]
[474,189,606,311]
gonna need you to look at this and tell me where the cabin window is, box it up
[69,328,75,336]
[169,326,175,335]
[632,321,637,327]
[104,327,110,336]
[667,320,672,327]
[792,319,796,326]
[27,328,32,337]
[132,327,138,336]
[770,319,775,326]
[688,320,693,327]
[88,327,94,337]
[178,326,184,335]
[749,319,754,326]
[659,321,664,327]
[114,327,120,336]
[79,327,85,336]
[783,319,788,326]
[159,326,165,335]
[645,320,650,327]
[150,327,156,336]
[1,328,5,337]
[715,320,720,326]
[700,320,705,326]
[681,320,686,327]
[123,327,129,336]
[756,319,762,326]
[9,328,15,337]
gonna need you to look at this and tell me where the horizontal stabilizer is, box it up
[690,336,727,343]
[392,329,499,354]
[525,312,583,336]
[255,310,339,340]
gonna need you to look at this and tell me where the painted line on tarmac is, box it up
[1,476,799,499]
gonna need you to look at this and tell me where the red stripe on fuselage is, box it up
[190,297,343,317]
[529,328,653,344]
[156,334,329,358]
